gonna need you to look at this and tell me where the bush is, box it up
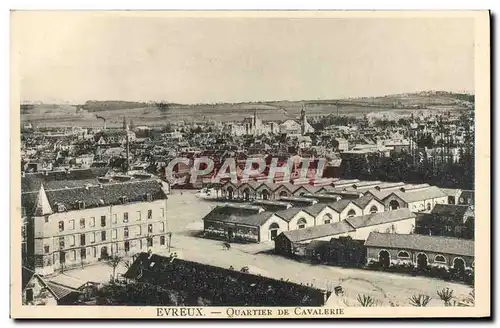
[367,260,381,270]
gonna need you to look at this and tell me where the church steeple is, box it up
[34,183,52,216]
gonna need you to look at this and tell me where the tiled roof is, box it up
[431,204,472,217]
[274,207,306,222]
[352,194,377,208]
[22,179,167,216]
[366,186,446,204]
[278,196,317,203]
[282,221,355,243]
[202,204,263,222]
[218,212,282,227]
[302,204,332,217]
[393,186,446,203]
[251,200,291,212]
[44,281,81,300]
[364,232,474,257]
[329,199,356,213]
[345,208,416,229]
[22,168,110,192]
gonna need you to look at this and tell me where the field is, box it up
[63,190,473,307]
[20,92,470,128]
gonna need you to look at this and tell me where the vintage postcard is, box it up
[10,10,490,319]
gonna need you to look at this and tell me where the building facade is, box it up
[22,179,169,275]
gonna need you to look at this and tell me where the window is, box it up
[70,250,76,261]
[323,214,332,224]
[44,215,49,223]
[92,247,97,258]
[435,255,446,263]
[160,208,165,218]
[112,214,117,224]
[148,210,152,220]
[80,234,86,246]
[123,212,129,223]
[148,224,153,233]
[136,211,141,221]
[90,232,95,243]
[147,237,153,247]
[347,209,356,218]
[160,222,165,232]
[80,248,86,260]
[112,229,117,239]
[369,205,378,214]
[124,241,130,252]
[398,251,410,258]
[101,231,107,241]
[297,218,307,229]
[160,236,165,245]
[426,203,431,211]
[100,216,106,227]
[139,239,143,249]
[69,235,75,246]
[80,218,85,229]
[146,193,152,202]
[59,221,64,232]
[137,225,142,236]
[124,227,129,238]
[78,201,85,210]
[69,220,75,230]
[90,217,95,227]
[44,245,50,254]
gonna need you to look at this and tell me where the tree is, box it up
[107,255,122,282]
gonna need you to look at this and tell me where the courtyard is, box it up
[62,189,473,307]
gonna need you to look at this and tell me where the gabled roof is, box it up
[274,207,309,222]
[364,232,474,257]
[345,208,416,229]
[281,221,355,243]
[352,194,380,209]
[329,199,359,213]
[302,203,333,217]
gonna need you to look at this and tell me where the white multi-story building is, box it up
[22,179,170,275]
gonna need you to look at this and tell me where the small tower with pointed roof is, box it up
[34,183,52,216]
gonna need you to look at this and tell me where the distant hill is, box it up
[81,100,155,112]
[20,91,473,127]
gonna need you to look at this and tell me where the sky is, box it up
[13,12,475,104]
